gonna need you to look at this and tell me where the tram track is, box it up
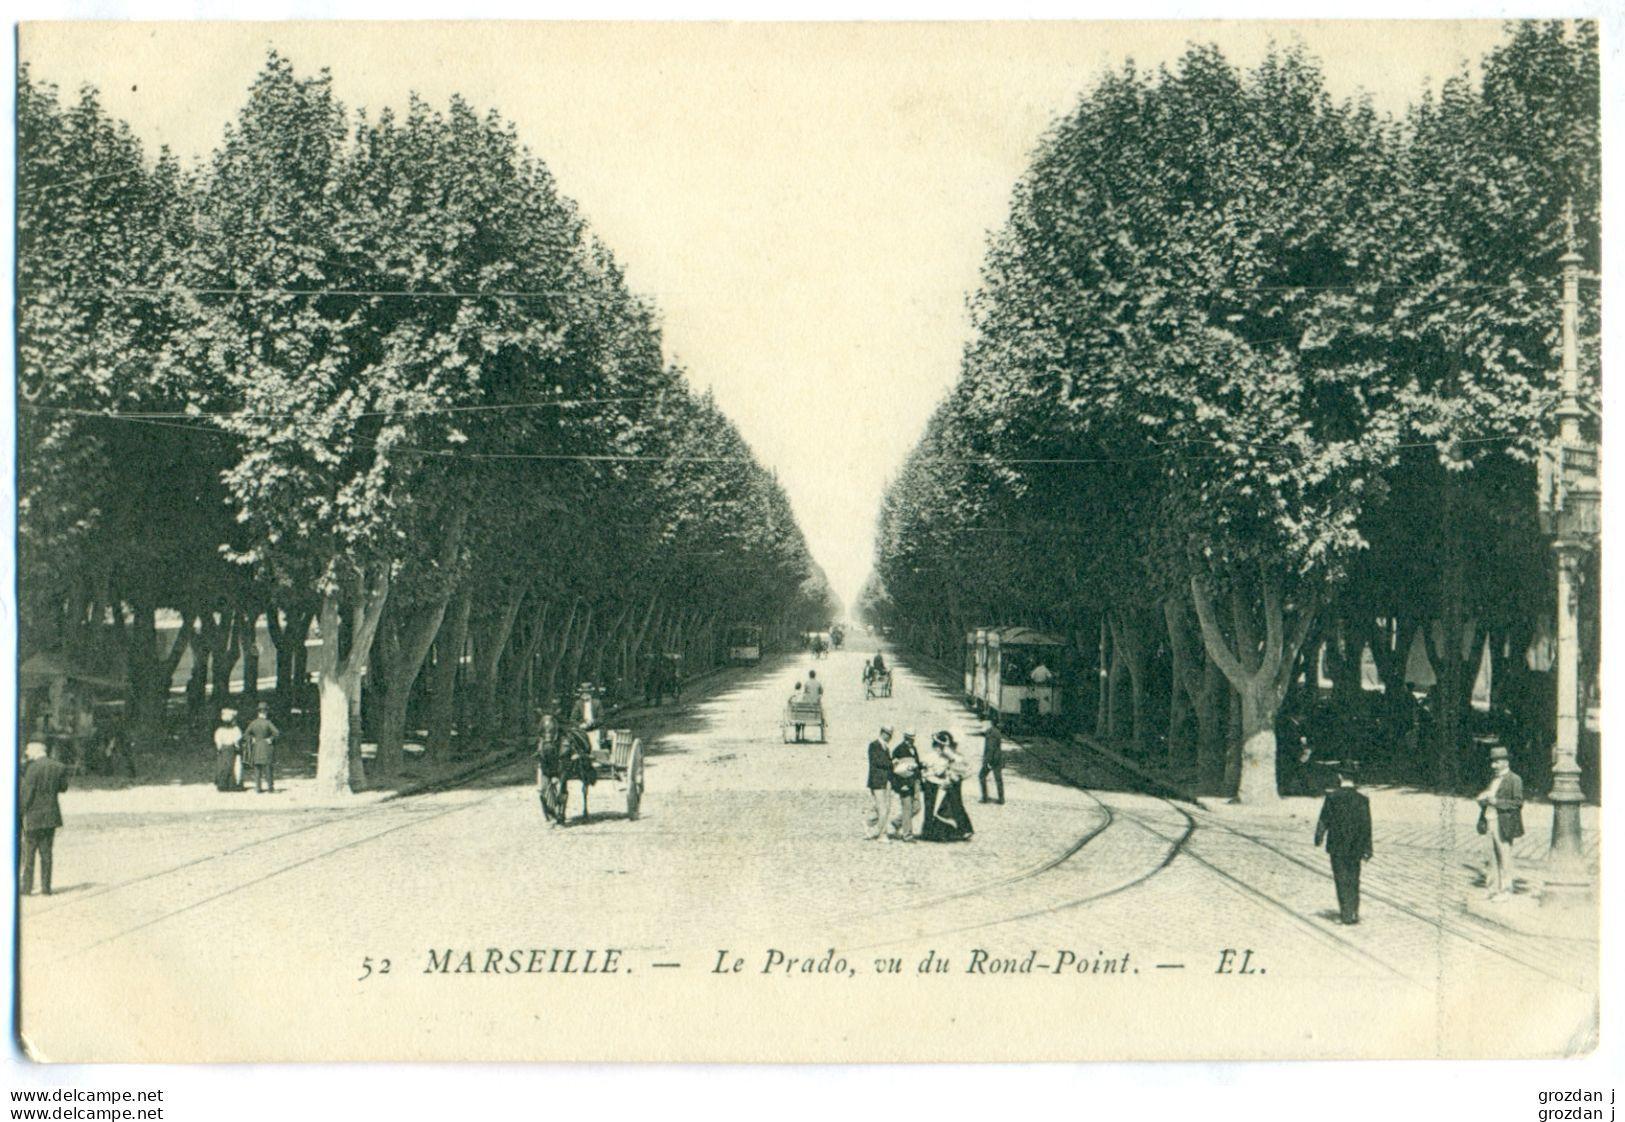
[26,659,765,961]
[43,788,514,962]
[1023,734,1587,992]
[27,661,751,922]
[1019,736,1422,985]
[1171,796,1593,993]
[872,647,1476,983]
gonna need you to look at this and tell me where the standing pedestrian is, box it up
[978,717,1005,804]
[1476,745,1525,901]
[890,731,922,841]
[213,708,243,792]
[1313,763,1373,925]
[922,731,974,841]
[20,742,71,896]
[790,681,805,742]
[244,702,280,793]
[865,726,895,840]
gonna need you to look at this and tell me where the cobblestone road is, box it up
[17,639,1599,1062]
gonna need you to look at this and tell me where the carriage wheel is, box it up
[625,739,645,821]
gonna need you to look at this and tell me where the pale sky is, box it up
[20,21,1515,611]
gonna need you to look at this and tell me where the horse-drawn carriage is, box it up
[862,660,893,699]
[538,685,646,825]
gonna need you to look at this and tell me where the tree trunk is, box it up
[312,566,390,796]
[1163,598,1196,769]
[503,600,553,740]
[592,603,633,694]
[1106,617,1130,743]
[469,583,527,749]
[1096,616,1110,737]
[1191,570,1319,804]
[1195,657,1226,793]
[1111,609,1152,755]
[426,584,472,756]
[266,605,313,720]
[374,595,455,777]
[239,610,261,704]
[209,607,242,704]
[543,600,581,712]
[566,603,597,693]
[126,602,189,745]
[188,613,215,714]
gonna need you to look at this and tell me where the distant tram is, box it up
[727,623,763,665]
[964,627,1065,728]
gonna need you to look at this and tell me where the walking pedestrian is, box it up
[890,731,922,841]
[978,717,1005,804]
[1476,745,1525,901]
[865,726,895,840]
[1313,763,1373,924]
[213,708,244,792]
[244,702,280,793]
[20,742,71,896]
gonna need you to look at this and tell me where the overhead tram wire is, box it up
[24,393,666,420]
[20,401,1541,467]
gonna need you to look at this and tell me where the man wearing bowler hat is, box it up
[1314,762,1373,924]
[1476,744,1525,901]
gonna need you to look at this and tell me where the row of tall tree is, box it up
[19,55,837,793]
[866,24,1600,801]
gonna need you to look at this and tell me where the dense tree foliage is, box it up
[17,56,836,793]
[869,24,1599,801]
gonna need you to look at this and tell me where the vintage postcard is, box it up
[12,19,1603,1065]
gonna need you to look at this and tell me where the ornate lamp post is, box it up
[1536,207,1599,906]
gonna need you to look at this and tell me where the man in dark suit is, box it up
[244,702,280,794]
[865,727,895,840]
[1314,763,1373,925]
[890,731,922,841]
[20,741,71,896]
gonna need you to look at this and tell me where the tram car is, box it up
[727,623,762,665]
[964,626,1065,729]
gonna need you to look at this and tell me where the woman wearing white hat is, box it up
[921,731,974,842]
[213,708,244,792]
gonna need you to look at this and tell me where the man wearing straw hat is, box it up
[864,726,895,840]
[1476,744,1525,901]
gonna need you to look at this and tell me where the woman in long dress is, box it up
[924,731,974,841]
[918,737,948,841]
[213,708,243,792]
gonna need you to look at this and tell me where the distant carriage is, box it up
[862,661,892,699]
[964,626,1065,729]
[727,624,763,665]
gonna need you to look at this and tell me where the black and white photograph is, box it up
[5,8,1618,1112]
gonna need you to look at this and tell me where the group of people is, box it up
[788,669,824,742]
[1311,742,1526,926]
[864,726,984,842]
[212,702,280,793]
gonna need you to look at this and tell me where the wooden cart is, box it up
[782,699,827,743]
